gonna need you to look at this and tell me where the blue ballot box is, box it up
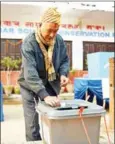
[0,82,4,121]
[87,52,114,78]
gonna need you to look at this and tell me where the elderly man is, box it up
[18,7,69,141]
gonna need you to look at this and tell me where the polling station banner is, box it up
[1,20,114,39]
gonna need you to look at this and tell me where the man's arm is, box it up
[21,41,49,100]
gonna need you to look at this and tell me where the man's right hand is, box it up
[44,96,60,107]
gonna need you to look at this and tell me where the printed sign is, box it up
[1,27,114,38]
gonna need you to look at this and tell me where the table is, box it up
[74,78,109,109]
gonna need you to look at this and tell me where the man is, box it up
[18,7,69,141]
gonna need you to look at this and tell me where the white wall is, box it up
[1,3,114,70]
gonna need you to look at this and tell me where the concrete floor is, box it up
[1,104,114,144]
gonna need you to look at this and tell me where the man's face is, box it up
[40,23,60,43]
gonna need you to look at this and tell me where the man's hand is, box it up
[44,96,60,107]
[60,75,69,87]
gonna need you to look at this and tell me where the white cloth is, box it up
[102,78,109,99]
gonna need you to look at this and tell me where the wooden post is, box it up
[109,58,114,130]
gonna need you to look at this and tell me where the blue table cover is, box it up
[74,78,109,109]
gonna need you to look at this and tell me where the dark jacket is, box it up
[18,31,70,100]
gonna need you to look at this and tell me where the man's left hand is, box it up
[60,75,69,87]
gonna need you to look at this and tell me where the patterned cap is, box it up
[40,7,61,25]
